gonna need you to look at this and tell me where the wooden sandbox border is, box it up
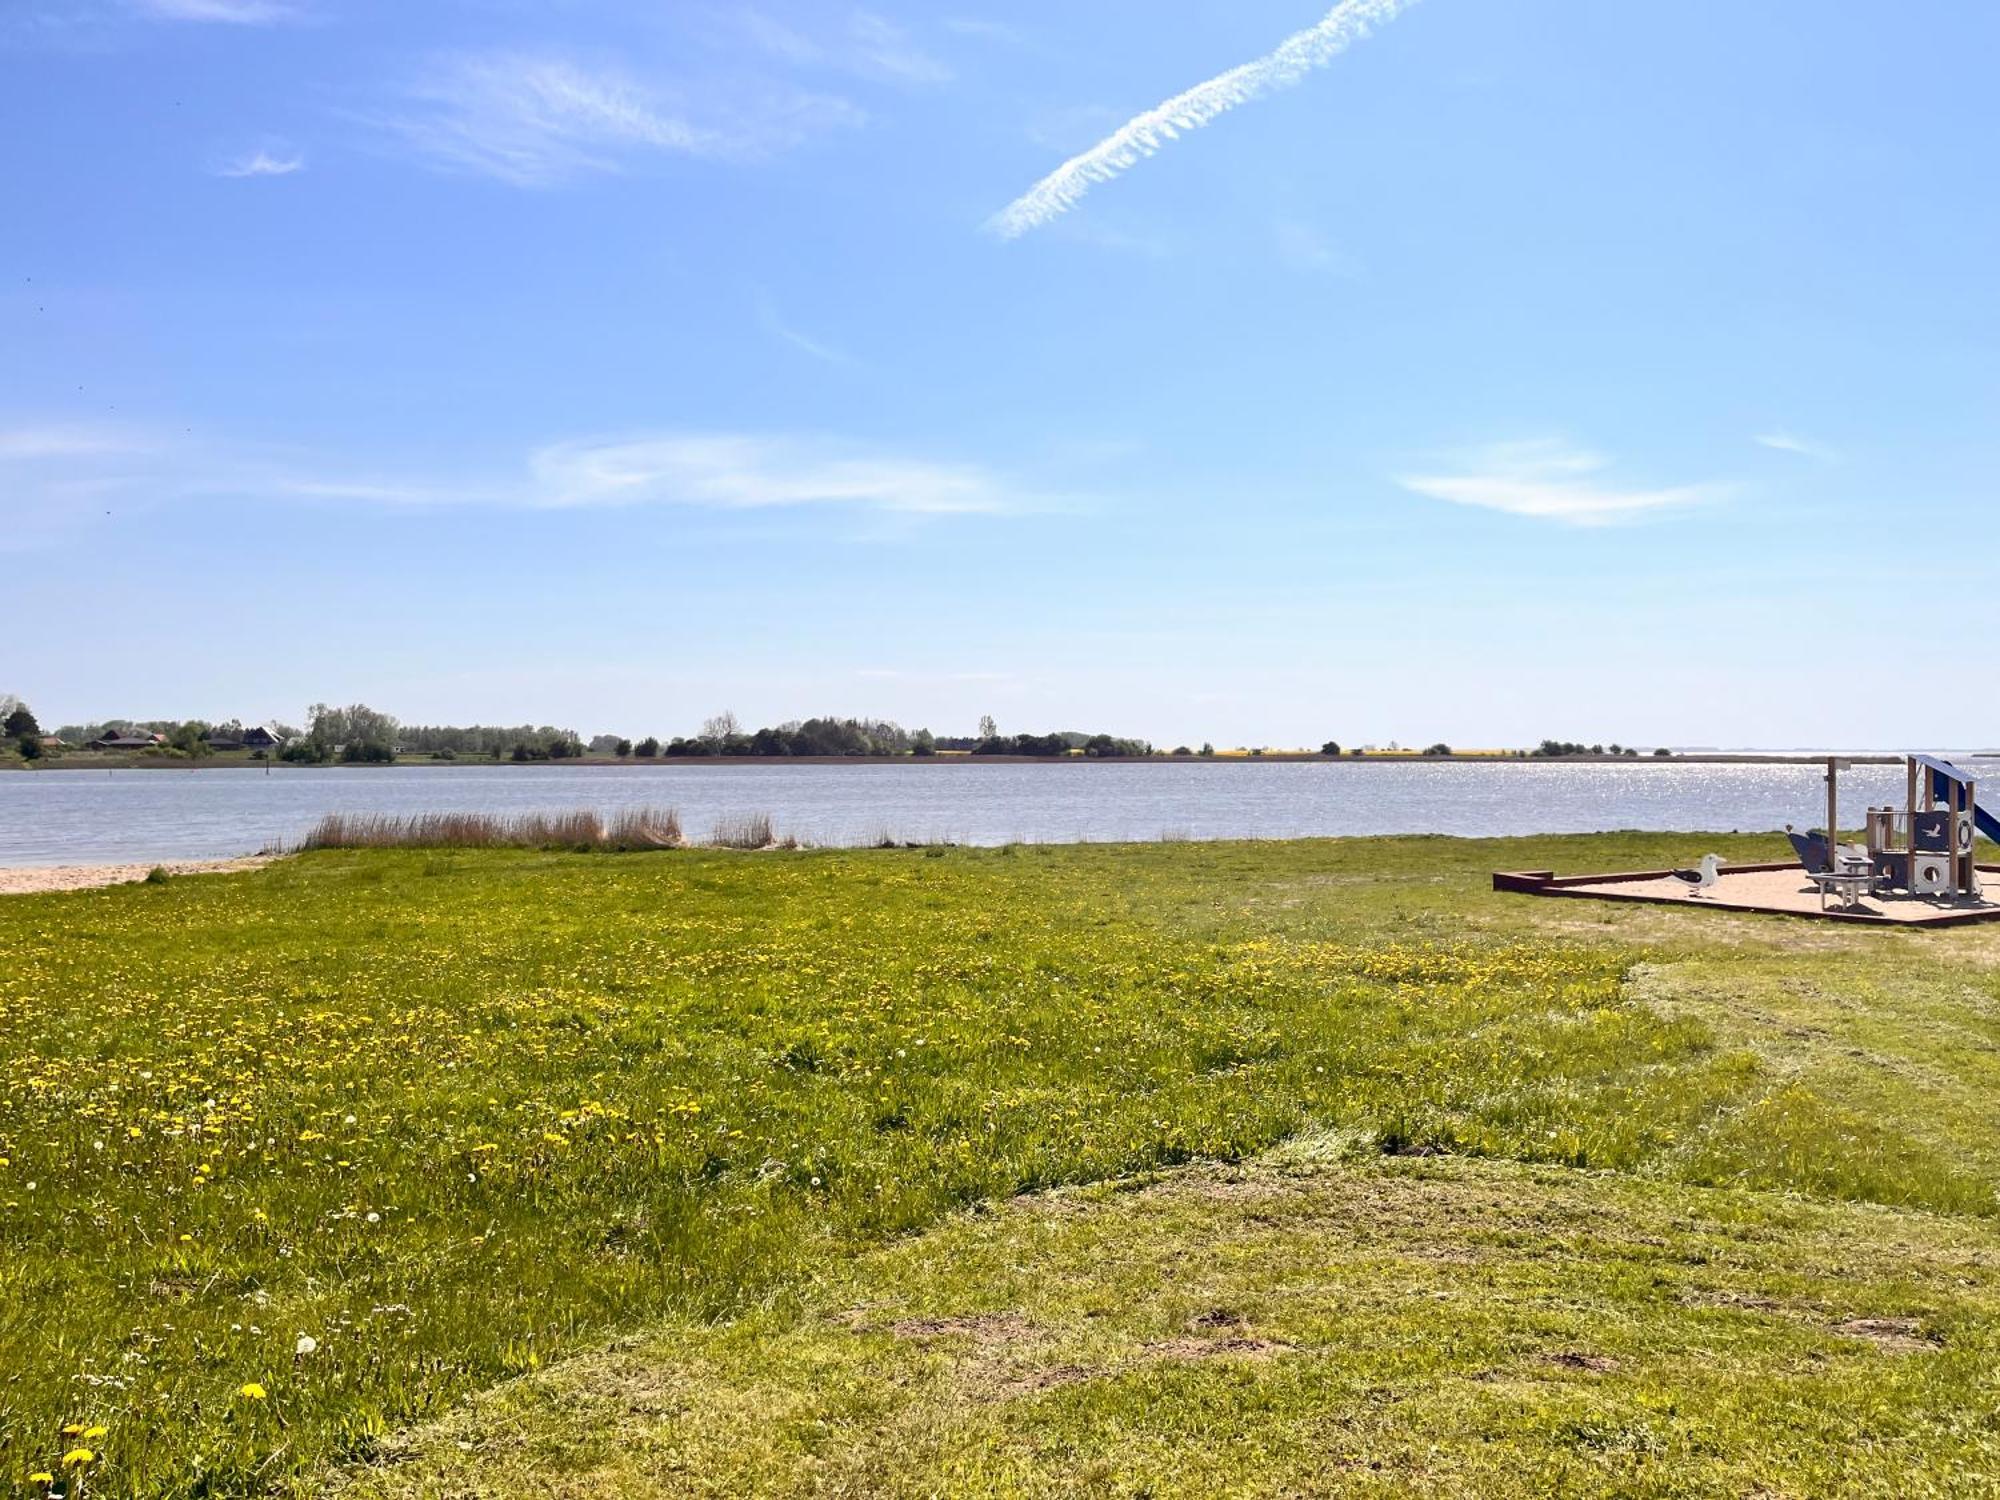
[1493,863,2000,927]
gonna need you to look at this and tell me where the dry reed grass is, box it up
[298,807,685,852]
[706,812,775,850]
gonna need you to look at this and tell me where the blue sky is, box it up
[4,0,1997,748]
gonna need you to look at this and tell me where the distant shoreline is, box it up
[0,751,1931,772]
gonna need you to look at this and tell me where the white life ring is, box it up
[1961,816,1977,853]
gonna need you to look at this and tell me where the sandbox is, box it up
[1495,862,2000,927]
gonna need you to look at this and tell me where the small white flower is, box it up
[365,1212,380,1224]
[296,1335,318,1356]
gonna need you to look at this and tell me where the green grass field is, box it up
[3,836,1998,1496]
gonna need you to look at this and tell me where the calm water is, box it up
[0,760,1939,866]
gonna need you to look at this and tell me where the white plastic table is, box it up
[1809,871,1874,911]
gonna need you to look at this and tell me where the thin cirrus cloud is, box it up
[128,0,303,21]
[375,52,862,186]
[755,294,857,367]
[988,0,1419,239]
[286,433,1045,517]
[0,422,199,549]
[1755,431,1840,462]
[4,423,1039,548]
[521,434,1028,515]
[214,147,305,178]
[1396,440,1727,527]
[734,8,952,84]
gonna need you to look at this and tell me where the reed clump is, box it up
[299,807,685,852]
[706,812,775,850]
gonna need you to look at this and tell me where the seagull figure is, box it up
[1671,853,1725,898]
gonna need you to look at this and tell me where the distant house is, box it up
[204,726,279,751]
[39,736,69,751]
[88,732,166,751]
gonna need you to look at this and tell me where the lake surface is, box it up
[0,760,1951,866]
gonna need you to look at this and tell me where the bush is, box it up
[17,734,42,761]
[635,737,660,759]
[615,740,633,759]
[1321,741,1341,757]
[1423,743,1453,757]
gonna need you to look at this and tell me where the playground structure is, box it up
[1496,753,2000,927]
[1794,754,1997,902]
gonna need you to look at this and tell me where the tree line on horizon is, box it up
[9,694,1673,766]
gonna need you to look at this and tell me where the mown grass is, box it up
[337,1155,2000,1498]
[3,834,1999,1495]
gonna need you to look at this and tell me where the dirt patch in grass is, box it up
[889,1313,1034,1343]
[1830,1317,1942,1353]
[1540,1351,1620,1373]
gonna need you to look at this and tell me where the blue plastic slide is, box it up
[1921,757,2000,847]
[1975,803,2000,848]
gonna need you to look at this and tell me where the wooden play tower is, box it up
[1826,754,1983,899]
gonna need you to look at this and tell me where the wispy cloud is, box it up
[129,0,302,22]
[988,0,1419,239]
[519,434,1024,514]
[942,17,1028,47]
[284,435,1048,516]
[1397,440,1727,527]
[214,146,304,178]
[736,8,951,84]
[1273,219,1358,275]
[3,417,1043,547]
[1755,430,1840,462]
[0,422,192,549]
[375,52,860,186]
[846,11,951,83]
[754,295,856,366]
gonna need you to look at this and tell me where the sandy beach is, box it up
[0,857,275,896]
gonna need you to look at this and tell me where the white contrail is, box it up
[988,0,1419,239]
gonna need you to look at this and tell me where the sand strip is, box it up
[0,857,276,896]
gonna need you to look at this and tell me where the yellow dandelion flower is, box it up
[29,1472,53,1484]
[238,1382,267,1400]
[83,1426,108,1440]
[61,1425,83,1436]
[61,1448,94,1467]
